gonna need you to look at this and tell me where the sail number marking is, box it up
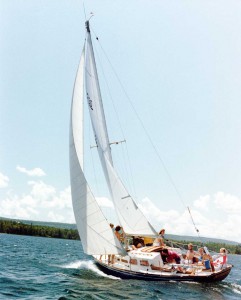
[87,93,94,110]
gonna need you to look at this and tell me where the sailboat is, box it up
[69,20,232,282]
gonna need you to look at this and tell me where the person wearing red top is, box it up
[161,248,181,264]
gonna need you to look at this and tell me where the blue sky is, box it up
[1,0,241,242]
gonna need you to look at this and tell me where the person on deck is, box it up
[219,247,227,258]
[197,247,204,262]
[114,225,122,241]
[212,248,227,270]
[161,248,181,264]
[202,247,215,271]
[119,226,125,243]
[132,236,144,249]
[186,243,195,263]
[219,248,228,266]
[153,229,165,247]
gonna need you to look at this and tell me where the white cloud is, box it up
[193,195,210,211]
[1,194,37,219]
[214,191,241,214]
[0,172,9,188]
[139,197,180,232]
[28,180,56,202]
[0,180,74,223]
[16,165,46,177]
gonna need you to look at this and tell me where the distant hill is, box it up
[19,219,77,230]
[166,234,239,246]
[0,216,239,245]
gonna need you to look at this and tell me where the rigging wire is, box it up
[89,24,201,241]
[187,206,201,240]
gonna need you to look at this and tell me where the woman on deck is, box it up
[153,229,165,247]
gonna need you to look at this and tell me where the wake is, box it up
[230,283,241,295]
[216,282,241,296]
[62,260,120,280]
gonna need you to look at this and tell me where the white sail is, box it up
[103,156,157,236]
[70,46,125,255]
[84,21,157,236]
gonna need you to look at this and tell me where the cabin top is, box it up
[140,246,164,253]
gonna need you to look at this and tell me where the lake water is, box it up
[1,234,241,299]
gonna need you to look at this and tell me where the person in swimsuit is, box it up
[153,229,165,247]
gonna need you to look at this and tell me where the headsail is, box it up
[84,21,157,236]
[70,46,125,255]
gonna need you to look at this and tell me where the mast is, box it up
[84,19,114,166]
[84,20,157,236]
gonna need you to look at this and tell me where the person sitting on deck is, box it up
[186,243,195,264]
[114,225,122,241]
[219,247,227,262]
[202,247,215,271]
[119,226,126,243]
[197,247,204,262]
[161,248,181,264]
[218,247,227,259]
[196,247,213,269]
[213,248,227,270]
[132,236,144,250]
[153,229,166,247]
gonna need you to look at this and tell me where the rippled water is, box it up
[1,234,241,299]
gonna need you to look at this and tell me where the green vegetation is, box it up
[0,219,80,240]
[1,219,241,255]
[167,239,241,255]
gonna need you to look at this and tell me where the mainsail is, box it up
[70,46,125,255]
[84,21,157,236]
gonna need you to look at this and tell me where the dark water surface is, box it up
[1,234,241,299]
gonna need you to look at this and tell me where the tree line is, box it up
[1,219,241,254]
[0,219,80,240]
